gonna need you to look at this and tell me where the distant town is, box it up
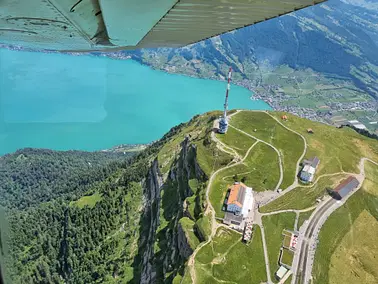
[238,80,378,134]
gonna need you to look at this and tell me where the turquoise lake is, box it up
[0,48,271,155]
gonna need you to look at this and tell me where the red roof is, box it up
[227,183,247,207]
[334,176,358,193]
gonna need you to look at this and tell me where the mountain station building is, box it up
[300,157,320,183]
[330,176,359,200]
[223,182,254,228]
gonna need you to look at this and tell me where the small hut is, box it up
[281,115,288,121]
[307,128,314,134]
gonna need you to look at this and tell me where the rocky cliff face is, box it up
[139,136,206,283]
[177,222,194,259]
[140,159,163,284]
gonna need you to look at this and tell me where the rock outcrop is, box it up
[139,133,207,283]
[177,222,194,259]
[140,159,163,284]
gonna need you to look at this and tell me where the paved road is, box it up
[292,157,374,284]
[265,111,308,191]
[187,117,258,283]
[294,197,336,284]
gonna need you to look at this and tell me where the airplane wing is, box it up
[0,0,327,52]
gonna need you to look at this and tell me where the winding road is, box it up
[265,112,308,191]
[292,157,377,284]
[229,124,284,191]
[188,110,307,284]
[187,117,260,283]
[229,111,308,208]
[186,110,378,284]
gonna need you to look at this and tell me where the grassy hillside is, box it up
[158,112,233,178]
[231,111,304,189]
[328,210,378,284]
[70,192,103,209]
[297,209,315,229]
[210,141,280,218]
[260,174,347,212]
[179,217,201,250]
[195,226,266,284]
[313,161,378,284]
[272,112,378,175]
[262,212,296,280]
[215,126,256,156]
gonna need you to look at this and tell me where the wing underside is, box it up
[0,0,327,51]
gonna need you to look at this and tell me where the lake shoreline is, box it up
[1,48,271,155]
[89,52,277,109]
[1,45,276,109]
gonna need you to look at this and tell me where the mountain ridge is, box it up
[124,0,378,97]
[3,110,378,283]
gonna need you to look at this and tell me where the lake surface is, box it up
[0,48,271,155]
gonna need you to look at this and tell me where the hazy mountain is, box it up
[125,0,378,99]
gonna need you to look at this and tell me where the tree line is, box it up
[2,122,188,283]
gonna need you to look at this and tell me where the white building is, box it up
[241,188,254,217]
[276,266,288,280]
[226,182,254,218]
[348,120,367,130]
[300,157,320,183]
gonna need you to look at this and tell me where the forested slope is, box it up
[1,118,210,283]
[0,148,129,210]
[1,148,139,283]
[3,110,378,283]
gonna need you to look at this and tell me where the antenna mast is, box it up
[218,67,232,134]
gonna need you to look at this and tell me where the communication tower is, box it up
[218,67,232,134]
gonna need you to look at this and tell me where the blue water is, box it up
[0,48,271,155]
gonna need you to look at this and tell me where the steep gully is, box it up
[139,135,205,283]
